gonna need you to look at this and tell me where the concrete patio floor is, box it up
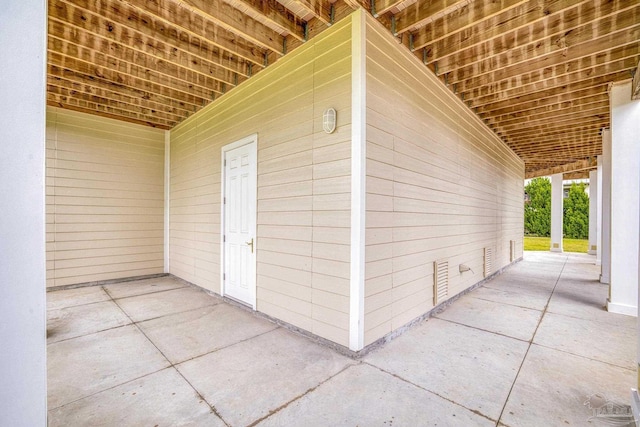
[47,252,637,426]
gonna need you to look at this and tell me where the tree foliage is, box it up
[563,183,589,239]
[524,178,590,239]
[524,177,551,236]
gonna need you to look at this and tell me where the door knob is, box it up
[246,238,254,253]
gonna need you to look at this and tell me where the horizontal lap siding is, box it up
[46,107,165,287]
[363,15,524,345]
[169,17,353,347]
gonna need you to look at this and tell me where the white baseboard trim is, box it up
[607,300,638,317]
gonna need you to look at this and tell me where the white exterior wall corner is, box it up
[349,8,367,351]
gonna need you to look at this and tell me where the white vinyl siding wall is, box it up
[46,107,165,288]
[169,17,353,346]
[363,15,525,346]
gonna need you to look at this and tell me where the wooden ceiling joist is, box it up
[411,0,538,52]
[445,25,640,86]
[48,18,243,87]
[48,65,195,111]
[50,0,251,76]
[48,52,210,107]
[489,100,610,128]
[459,46,640,101]
[484,92,608,119]
[525,158,598,179]
[48,74,191,117]
[48,36,229,96]
[45,0,640,174]
[474,71,629,111]
[227,0,306,41]
[432,1,639,75]
[419,0,589,61]
[120,0,268,65]
[394,0,496,36]
[167,0,286,54]
[48,84,184,123]
[47,92,174,128]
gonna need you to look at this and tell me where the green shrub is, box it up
[563,183,589,239]
[524,177,551,236]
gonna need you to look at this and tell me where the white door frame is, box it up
[220,133,258,309]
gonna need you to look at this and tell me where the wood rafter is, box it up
[526,158,598,179]
[227,0,306,41]
[45,0,640,174]
[432,1,639,74]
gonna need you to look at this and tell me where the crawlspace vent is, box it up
[484,247,493,278]
[434,260,449,305]
[510,240,516,262]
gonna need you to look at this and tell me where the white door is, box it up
[222,136,257,307]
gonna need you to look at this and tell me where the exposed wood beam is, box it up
[484,94,609,124]
[48,33,228,96]
[47,93,174,129]
[526,158,598,179]
[48,84,184,123]
[459,49,640,101]
[48,65,196,111]
[411,0,538,51]
[227,0,306,41]
[394,0,497,36]
[498,116,609,138]
[289,0,332,25]
[521,150,601,165]
[50,0,250,76]
[508,126,603,146]
[48,17,242,86]
[474,71,629,111]
[490,101,610,129]
[563,171,592,180]
[48,45,223,102]
[167,0,285,54]
[478,91,609,119]
[514,138,602,152]
[417,0,588,58]
[446,25,640,85]
[120,0,268,64]
[371,0,403,18]
[48,52,209,107]
[508,129,602,147]
[53,0,265,67]
[434,1,637,74]
[47,73,191,117]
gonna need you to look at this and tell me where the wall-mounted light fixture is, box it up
[323,108,336,134]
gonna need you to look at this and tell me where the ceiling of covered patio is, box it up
[47,0,640,177]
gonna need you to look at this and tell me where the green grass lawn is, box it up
[524,236,589,253]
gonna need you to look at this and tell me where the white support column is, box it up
[607,80,640,316]
[0,2,48,426]
[550,173,564,252]
[588,169,598,256]
[596,156,603,266]
[164,130,170,274]
[601,130,612,284]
